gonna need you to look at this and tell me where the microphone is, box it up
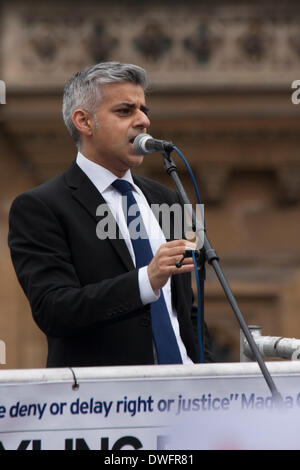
[133,133,174,155]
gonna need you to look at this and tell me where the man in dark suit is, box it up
[8,62,213,367]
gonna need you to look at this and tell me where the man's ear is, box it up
[72,109,94,138]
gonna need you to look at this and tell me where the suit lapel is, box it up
[64,161,134,271]
[64,162,177,271]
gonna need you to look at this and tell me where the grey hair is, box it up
[62,61,149,147]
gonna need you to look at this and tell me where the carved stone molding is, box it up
[276,166,300,204]
[196,166,230,204]
[1,0,300,89]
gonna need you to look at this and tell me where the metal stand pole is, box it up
[163,151,282,403]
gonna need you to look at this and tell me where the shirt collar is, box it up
[76,151,136,194]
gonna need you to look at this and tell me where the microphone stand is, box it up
[162,149,282,403]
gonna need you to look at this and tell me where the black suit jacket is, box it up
[8,161,212,367]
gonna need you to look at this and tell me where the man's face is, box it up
[87,82,150,176]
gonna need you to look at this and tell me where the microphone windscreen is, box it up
[133,133,152,155]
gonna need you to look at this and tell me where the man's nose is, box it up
[134,109,151,129]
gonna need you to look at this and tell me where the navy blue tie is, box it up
[112,179,182,364]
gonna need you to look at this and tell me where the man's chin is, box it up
[127,153,144,168]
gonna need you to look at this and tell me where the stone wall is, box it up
[0,0,300,367]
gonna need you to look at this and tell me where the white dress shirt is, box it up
[76,152,193,364]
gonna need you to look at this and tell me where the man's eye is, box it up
[116,108,130,115]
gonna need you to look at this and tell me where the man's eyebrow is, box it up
[114,102,150,114]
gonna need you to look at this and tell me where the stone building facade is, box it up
[0,0,300,367]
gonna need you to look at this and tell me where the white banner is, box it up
[1,363,300,450]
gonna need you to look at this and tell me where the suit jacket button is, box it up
[139,317,150,327]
